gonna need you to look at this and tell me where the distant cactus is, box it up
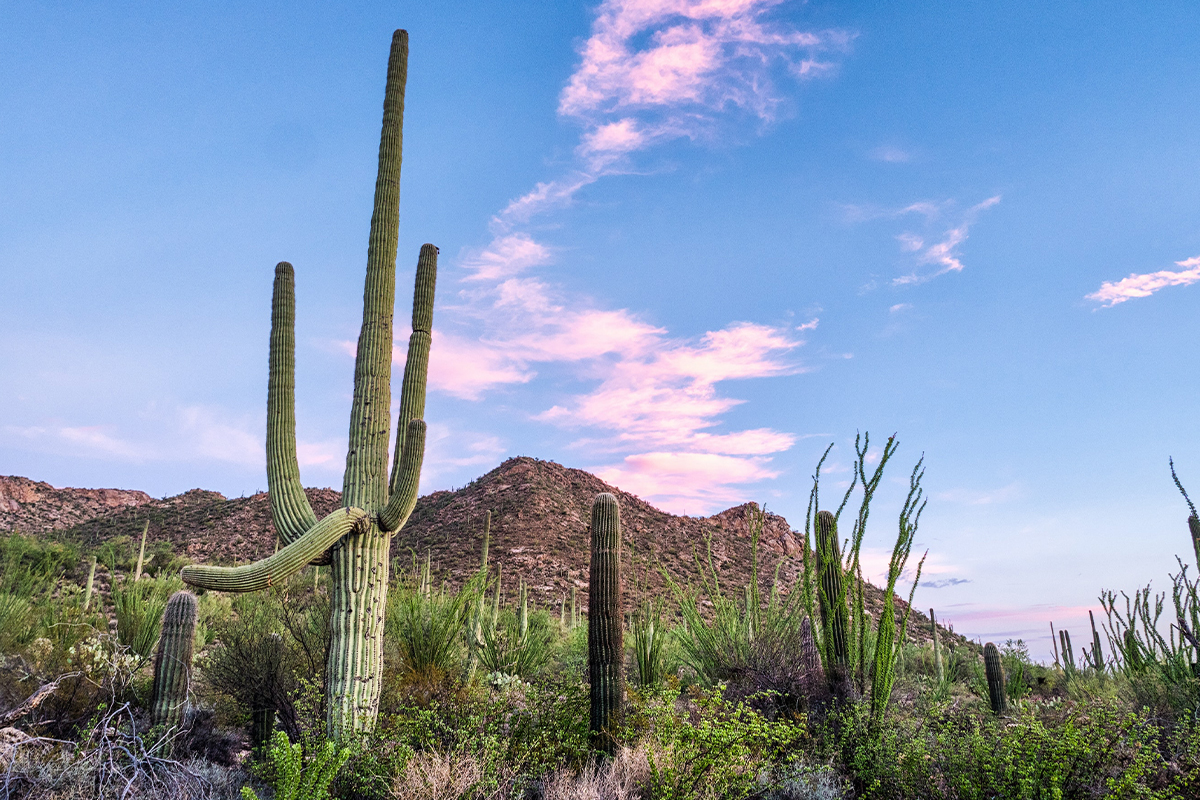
[588,493,623,756]
[1089,610,1104,671]
[930,608,944,682]
[1060,629,1076,672]
[134,521,149,582]
[983,642,1007,715]
[82,556,97,611]
[151,591,198,729]
[816,510,850,695]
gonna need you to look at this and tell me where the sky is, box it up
[3,0,1199,662]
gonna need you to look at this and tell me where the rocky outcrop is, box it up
[0,476,152,533]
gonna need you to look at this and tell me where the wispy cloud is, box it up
[891,196,1001,286]
[3,404,269,470]
[1086,255,1200,307]
[869,145,910,163]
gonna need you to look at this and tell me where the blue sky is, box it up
[3,1,1199,660]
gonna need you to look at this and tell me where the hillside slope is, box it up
[1,458,968,649]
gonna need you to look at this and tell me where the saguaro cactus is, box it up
[983,641,1007,715]
[588,493,623,755]
[1089,610,1104,671]
[815,510,850,696]
[152,591,198,729]
[930,608,944,682]
[180,30,435,737]
[1060,629,1076,672]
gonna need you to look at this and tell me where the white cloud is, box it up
[1086,255,1200,307]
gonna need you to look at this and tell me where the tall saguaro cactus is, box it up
[152,591,198,730]
[180,29,435,737]
[588,493,624,756]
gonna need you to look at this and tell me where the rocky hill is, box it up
[0,458,969,649]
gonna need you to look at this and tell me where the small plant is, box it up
[632,598,669,688]
[241,729,351,800]
[114,575,180,663]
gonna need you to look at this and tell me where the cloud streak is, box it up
[891,196,1001,286]
[1086,255,1200,307]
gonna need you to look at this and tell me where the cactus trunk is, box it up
[151,591,198,730]
[983,641,1007,715]
[588,493,624,756]
[1089,610,1104,671]
[180,29,436,739]
[930,608,944,682]
[1060,629,1076,671]
[815,510,851,697]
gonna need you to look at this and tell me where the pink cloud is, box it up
[596,450,781,514]
[460,233,552,281]
[1086,255,1200,307]
[560,0,841,127]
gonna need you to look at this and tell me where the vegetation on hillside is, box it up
[3,452,1200,799]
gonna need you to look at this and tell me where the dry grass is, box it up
[541,745,651,800]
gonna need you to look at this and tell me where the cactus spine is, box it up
[930,608,944,682]
[588,493,623,756]
[983,641,1007,715]
[151,591,198,729]
[181,30,435,738]
[1089,610,1104,671]
[816,510,850,696]
[83,556,97,611]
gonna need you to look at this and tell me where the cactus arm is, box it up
[181,507,368,593]
[343,29,408,513]
[268,261,319,544]
[389,244,437,494]
[379,419,425,533]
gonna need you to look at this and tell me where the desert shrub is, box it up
[476,607,555,682]
[823,696,1181,799]
[202,584,327,744]
[350,677,589,799]
[621,685,805,800]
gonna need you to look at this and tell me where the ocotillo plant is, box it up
[983,642,1008,715]
[180,30,435,737]
[1170,458,1200,568]
[930,608,944,682]
[152,590,198,730]
[589,493,623,756]
[1089,610,1104,671]
[869,458,927,723]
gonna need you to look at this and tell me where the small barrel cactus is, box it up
[152,591,198,729]
[983,642,1007,715]
[588,493,623,756]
